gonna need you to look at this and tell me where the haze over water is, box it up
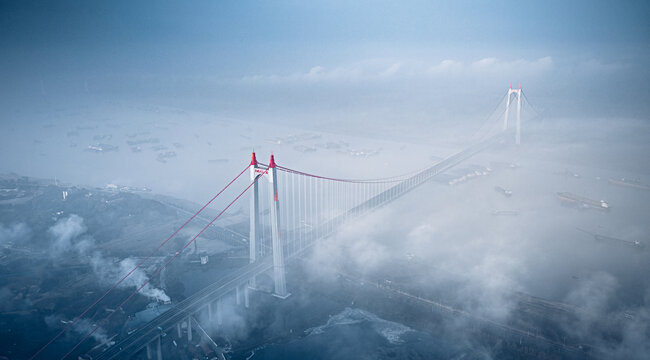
[1,1,649,359]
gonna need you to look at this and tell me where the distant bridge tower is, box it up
[503,84,522,145]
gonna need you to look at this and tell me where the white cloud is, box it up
[48,214,87,255]
[0,222,30,244]
[242,59,407,84]
[242,56,554,84]
[242,63,364,83]
[471,57,499,69]
[379,62,402,77]
[427,59,463,75]
[468,56,553,75]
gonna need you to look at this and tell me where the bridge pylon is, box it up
[503,84,522,145]
[268,155,290,298]
[248,152,289,298]
[249,151,260,265]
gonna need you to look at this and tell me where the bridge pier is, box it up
[146,341,152,360]
[216,298,223,325]
[244,285,250,308]
[176,322,181,338]
[145,336,163,360]
[236,285,241,305]
[187,316,192,342]
[156,335,162,360]
[208,301,213,322]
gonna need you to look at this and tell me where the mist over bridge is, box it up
[32,88,540,360]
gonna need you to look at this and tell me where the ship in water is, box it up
[491,210,519,216]
[556,192,609,211]
[577,228,645,249]
[494,186,513,197]
[608,177,650,191]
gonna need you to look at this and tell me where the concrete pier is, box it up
[216,298,223,325]
[187,317,192,342]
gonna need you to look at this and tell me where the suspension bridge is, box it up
[31,87,537,359]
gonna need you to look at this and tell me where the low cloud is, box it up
[0,222,30,244]
[48,214,87,255]
[427,56,553,79]
[427,59,463,75]
[242,59,407,84]
[242,56,553,85]
[306,208,394,282]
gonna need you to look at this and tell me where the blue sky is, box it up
[3,1,648,47]
[1,0,649,120]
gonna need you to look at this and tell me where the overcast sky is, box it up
[1,0,649,122]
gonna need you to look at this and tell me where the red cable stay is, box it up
[29,164,251,360]
[59,171,266,360]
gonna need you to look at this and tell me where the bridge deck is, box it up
[94,257,273,359]
[93,131,508,359]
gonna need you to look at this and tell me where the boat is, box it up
[576,228,644,249]
[494,186,513,197]
[608,178,650,191]
[557,192,609,211]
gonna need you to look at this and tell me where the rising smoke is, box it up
[47,214,170,303]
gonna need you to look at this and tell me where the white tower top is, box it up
[504,85,522,145]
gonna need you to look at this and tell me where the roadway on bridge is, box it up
[94,257,273,359]
[93,131,510,359]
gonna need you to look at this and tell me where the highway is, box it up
[93,131,508,359]
[94,257,273,360]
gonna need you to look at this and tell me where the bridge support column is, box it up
[176,323,181,338]
[268,155,290,299]
[244,285,250,308]
[236,285,241,305]
[208,301,213,322]
[146,341,152,360]
[187,316,192,342]
[216,298,223,325]
[156,335,163,360]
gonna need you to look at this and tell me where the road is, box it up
[94,257,273,360]
[93,131,508,359]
